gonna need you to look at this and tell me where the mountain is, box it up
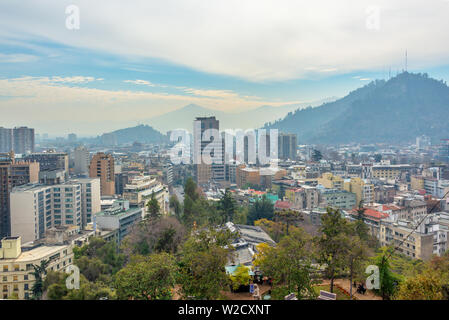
[103,124,166,144]
[147,99,335,133]
[265,72,449,144]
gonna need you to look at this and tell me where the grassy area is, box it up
[313,284,351,300]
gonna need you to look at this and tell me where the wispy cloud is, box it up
[0,53,39,63]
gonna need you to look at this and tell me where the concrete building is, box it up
[344,177,374,207]
[0,236,74,299]
[0,152,39,238]
[12,127,35,154]
[193,116,225,185]
[278,133,297,160]
[317,172,344,190]
[123,175,168,214]
[320,189,357,210]
[74,146,90,176]
[285,186,320,210]
[24,152,69,177]
[10,179,101,243]
[0,127,13,153]
[89,153,115,196]
[95,200,143,243]
[371,164,410,180]
[379,220,434,260]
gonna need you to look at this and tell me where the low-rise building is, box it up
[0,236,74,299]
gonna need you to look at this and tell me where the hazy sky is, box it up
[1,0,449,136]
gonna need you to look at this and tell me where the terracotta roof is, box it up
[274,200,292,209]
[351,208,389,220]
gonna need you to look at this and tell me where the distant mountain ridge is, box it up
[102,124,166,145]
[265,72,449,144]
[146,98,335,133]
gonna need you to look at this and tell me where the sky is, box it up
[1,0,449,136]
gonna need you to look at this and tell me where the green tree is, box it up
[395,269,444,300]
[372,249,401,300]
[218,188,237,223]
[229,265,252,291]
[121,216,185,259]
[315,208,350,293]
[114,252,178,300]
[169,194,182,219]
[178,228,234,299]
[247,195,274,225]
[258,229,317,299]
[29,259,50,300]
[184,177,199,201]
[146,192,161,219]
[274,209,303,236]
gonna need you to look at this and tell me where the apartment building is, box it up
[10,179,101,243]
[73,146,90,176]
[320,189,357,210]
[23,151,69,174]
[379,220,434,260]
[89,153,115,196]
[123,175,168,214]
[371,163,410,180]
[285,186,320,210]
[0,152,40,238]
[95,200,143,242]
[317,172,344,190]
[0,236,74,299]
[344,177,374,207]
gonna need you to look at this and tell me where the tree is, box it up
[146,192,161,219]
[315,208,351,293]
[30,259,50,300]
[169,194,182,219]
[254,218,300,242]
[395,269,444,300]
[258,229,317,299]
[121,216,185,259]
[114,252,178,300]
[274,209,303,236]
[247,195,274,225]
[184,177,199,201]
[178,228,234,299]
[372,249,401,300]
[218,188,236,223]
[229,265,251,291]
[345,231,369,299]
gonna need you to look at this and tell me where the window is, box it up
[13,276,18,282]
[24,284,29,290]
[14,264,19,271]
[24,275,28,280]
[2,265,8,272]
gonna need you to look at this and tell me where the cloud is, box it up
[0,53,39,63]
[1,0,448,82]
[124,79,155,87]
[0,76,301,135]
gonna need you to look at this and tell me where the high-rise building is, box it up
[278,133,297,160]
[12,127,35,154]
[89,153,115,196]
[24,151,69,174]
[74,146,90,175]
[0,152,40,238]
[0,127,13,153]
[193,117,225,185]
[10,178,100,242]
